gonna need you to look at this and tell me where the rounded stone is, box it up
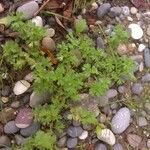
[95,143,107,150]
[97,3,111,18]
[118,86,126,93]
[24,72,34,82]
[0,135,11,147]
[4,121,19,134]
[132,83,143,95]
[46,28,55,38]
[15,134,26,146]
[79,130,88,140]
[20,122,40,137]
[42,37,56,51]
[130,7,138,15]
[142,73,150,82]
[128,24,143,40]
[110,7,122,17]
[1,86,10,96]
[117,44,128,55]
[15,108,33,129]
[13,80,30,95]
[113,143,123,150]
[67,138,78,149]
[17,1,39,19]
[11,101,20,108]
[111,107,131,134]
[138,44,146,52]
[97,128,116,145]
[127,134,142,148]
[122,6,130,16]
[31,16,43,27]
[67,126,83,138]
[105,89,118,99]
[137,117,148,127]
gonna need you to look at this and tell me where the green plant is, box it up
[22,130,56,150]
[75,18,87,34]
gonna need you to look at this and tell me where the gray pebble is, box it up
[0,135,11,147]
[15,134,26,145]
[144,48,150,68]
[1,86,10,96]
[67,138,78,149]
[96,37,105,50]
[105,89,118,99]
[20,122,40,137]
[141,73,150,82]
[113,143,123,150]
[22,94,30,104]
[118,86,126,93]
[97,3,111,18]
[67,126,83,138]
[122,6,130,16]
[4,121,19,134]
[95,143,107,150]
[110,7,122,17]
[132,83,143,95]
[17,1,39,19]
[57,136,67,148]
[11,101,20,108]
[137,117,148,127]
[147,139,150,148]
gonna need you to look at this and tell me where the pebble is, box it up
[29,91,50,108]
[0,108,16,124]
[67,126,83,138]
[95,95,108,107]
[144,102,150,115]
[57,136,67,148]
[110,7,122,17]
[137,117,148,127]
[20,122,40,137]
[24,72,34,82]
[15,134,26,146]
[1,97,9,104]
[138,44,146,52]
[142,73,150,82]
[15,108,33,129]
[127,16,133,22]
[128,24,143,40]
[0,3,4,13]
[42,37,56,51]
[117,44,128,55]
[139,62,144,72]
[105,89,118,99]
[91,2,98,10]
[0,135,11,147]
[118,86,126,93]
[147,25,150,36]
[147,139,150,148]
[97,3,111,18]
[132,83,143,95]
[67,138,78,149]
[96,37,105,50]
[31,16,43,27]
[95,143,107,150]
[130,7,138,15]
[1,86,10,96]
[46,28,55,38]
[11,101,20,108]
[127,134,142,148]
[0,124,3,136]
[122,6,130,16]
[4,121,19,134]
[13,80,30,95]
[72,120,81,127]
[97,128,115,145]
[111,107,131,134]
[144,48,150,68]
[113,143,123,150]
[79,130,88,140]
[17,1,39,19]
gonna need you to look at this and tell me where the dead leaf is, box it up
[55,16,67,31]
[45,0,63,9]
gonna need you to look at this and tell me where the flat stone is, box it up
[137,117,148,127]
[144,48,150,68]
[15,108,33,129]
[67,126,83,138]
[127,134,142,148]
[0,135,11,147]
[67,138,78,149]
[132,83,143,95]
[111,107,131,134]
[17,1,39,19]
[97,128,116,145]
[97,3,111,18]
[4,121,19,134]
[95,143,107,150]
[20,122,40,137]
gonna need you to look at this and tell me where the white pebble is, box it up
[127,16,133,22]
[138,44,146,52]
[13,80,30,95]
[79,130,88,140]
[97,128,116,145]
[46,28,55,38]
[139,62,144,72]
[128,24,143,40]
[24,72,34,82]
[130,7,138,15]
[92,2,98,10]
[31,16,43,27]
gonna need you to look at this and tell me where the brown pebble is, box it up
[117,44,128,55]
[1,97,9,103]
[42,37,56,51]
[0,3,4,13]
